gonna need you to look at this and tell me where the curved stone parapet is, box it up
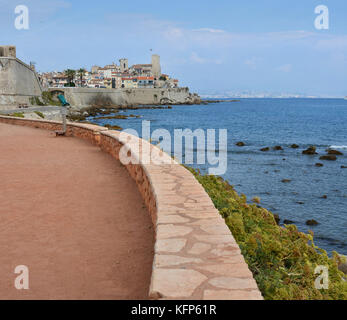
[0,115,262,300]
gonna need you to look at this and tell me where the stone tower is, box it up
[151,54,161,79]
[0,46,16,58]
[119,58,128,72]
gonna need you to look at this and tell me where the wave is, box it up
[329,145,347,150]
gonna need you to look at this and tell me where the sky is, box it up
[1,0,347,97]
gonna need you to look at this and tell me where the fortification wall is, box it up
[51,87,201,107]
[0,57,43,106]
[0,115,262,300]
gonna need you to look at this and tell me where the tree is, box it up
[77,68,86,87]
[64,69,76,87]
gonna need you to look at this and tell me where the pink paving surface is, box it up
[0,123,154,300]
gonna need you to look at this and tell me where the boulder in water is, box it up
[306,219,319,226]
[320,155,337,161]
[260,147,270,152]
[273,145,283,151]
[315,163,324,167]
[290,144,299,149]
[326,149,343,156]
[236,141,245,147]
[303,146,317,155]
[274,214,280,225]
[283,219,295,224]
[281,179,291,183]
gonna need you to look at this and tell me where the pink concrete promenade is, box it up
[0,123,154,299]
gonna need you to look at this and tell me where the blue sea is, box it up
[89,99,347,255]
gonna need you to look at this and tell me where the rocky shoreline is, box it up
[67,104,173,123]
[200,99,241,104]
[66,99,241,122]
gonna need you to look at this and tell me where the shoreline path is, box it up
[0,123,154,299]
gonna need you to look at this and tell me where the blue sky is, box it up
[1,0,347,96]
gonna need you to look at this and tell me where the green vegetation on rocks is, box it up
[29,96,45,106]
[103,124,123,130]
[9,112,24,118]
[41,91,61,106]
[34,111,45,119]
[187,167,347,300]
[30,91,61,106]
[95,114,128,120]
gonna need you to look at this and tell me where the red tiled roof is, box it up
[136,76,154,80]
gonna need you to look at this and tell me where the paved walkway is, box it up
[0,123,154,299]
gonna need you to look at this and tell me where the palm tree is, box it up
[77,68,86,87]
[64,69,76,87]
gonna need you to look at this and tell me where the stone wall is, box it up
[0,115,262,300]
[0,46,16,58]
[0,57,43,106]
[49,87,201,107]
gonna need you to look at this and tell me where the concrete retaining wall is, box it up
[0,57,43,106]
[50,87,201,106]
[0,115,262,300]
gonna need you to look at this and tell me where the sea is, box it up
[89,98,347,255]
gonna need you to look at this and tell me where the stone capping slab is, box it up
[0,116,263,300]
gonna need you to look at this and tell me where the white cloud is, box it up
[190,52,223,65]
[192,28,225,33]
[276,64,292,72]
[266,30,315,40]
[190,52,206,64]
[315,34,347,49]
[54,13,347,54]
[245,57,262,69]
[163,27,185,39]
